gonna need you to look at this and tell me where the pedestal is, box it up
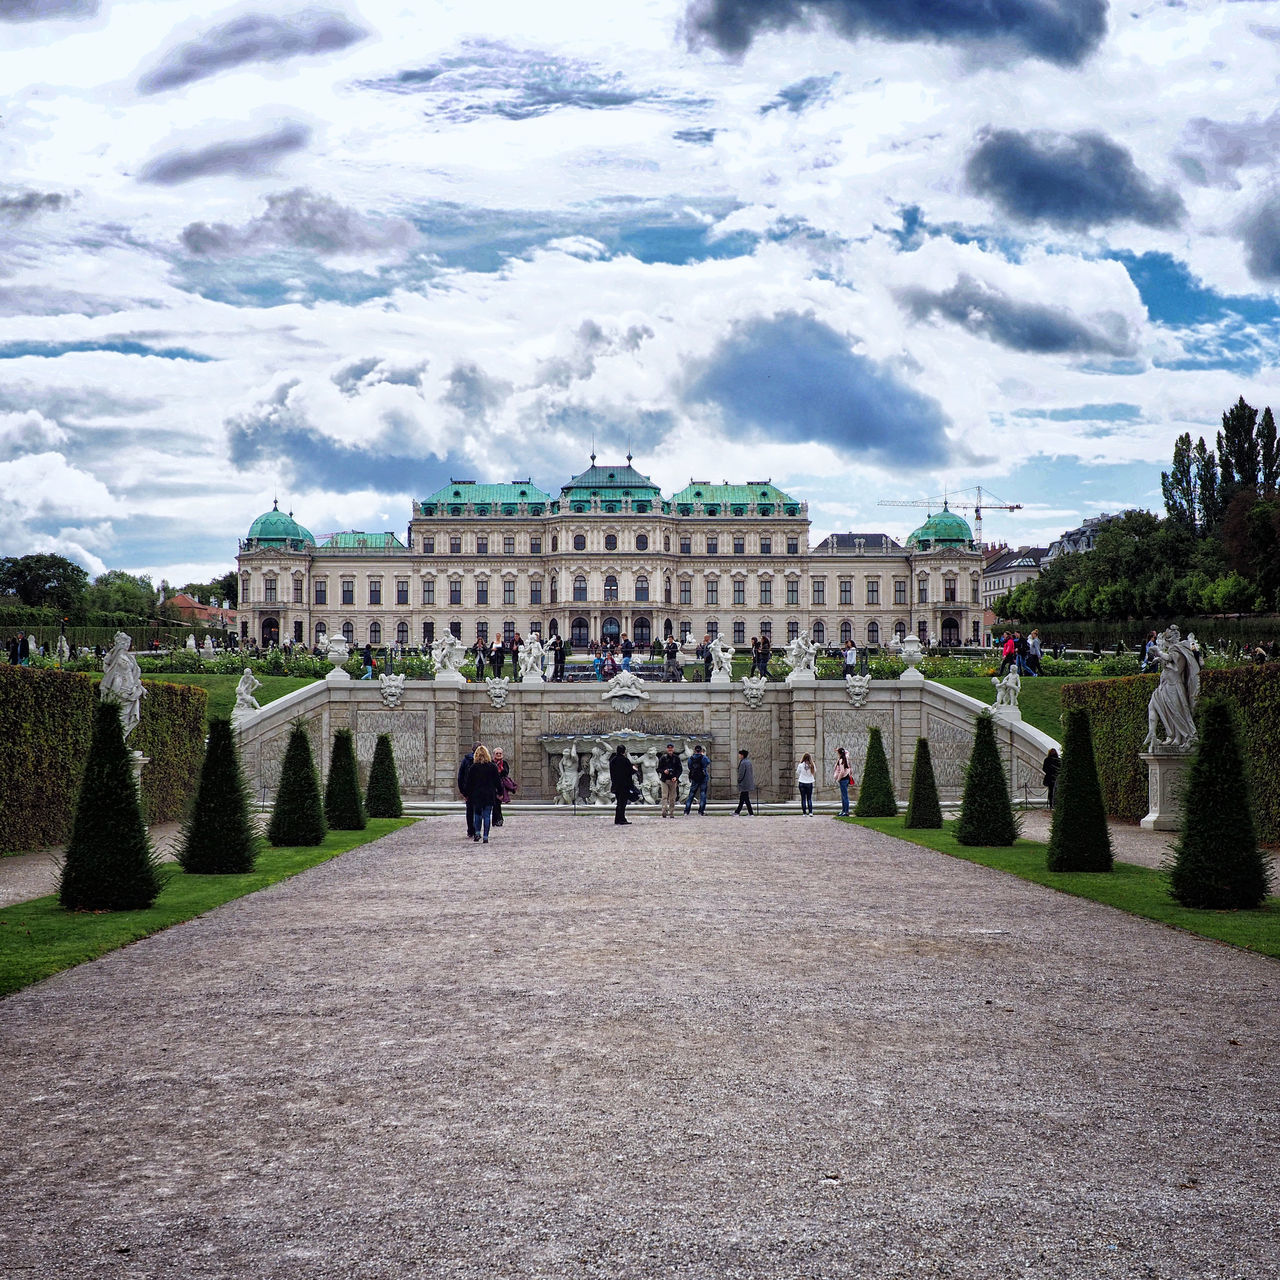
[129,750,148,796]
[1140,750,1191,831]
[522,670,545,684]
[784,668,816,687]
[434,669,467,687]
[898,667,925,685]
[325,667,351,682]
[991,703,1022,724]
[709,670,731,686]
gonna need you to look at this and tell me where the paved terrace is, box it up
[1,814,1276,1278]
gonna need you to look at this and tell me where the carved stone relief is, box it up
[478,711,515,758]
[822,709,893,780]
[735,710,773,784]
[357,709,430,789]
[925,714,973,792]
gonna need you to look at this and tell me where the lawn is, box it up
[934,676,1083,740]
[0,818,414,997]
[84,672,317,722]
[848,815,1280,958]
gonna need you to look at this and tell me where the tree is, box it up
[324,728,367,830]
[1168,699,1270,909]
[1193,437,1221,532]
[1217,395,1260,506]
[86,569,158,619]
[59,699,162,911]
[178,718,259,874]
[178,570,238,607]
[1161,431,1198,531]
[1259,406,1278,500]
[0,553,89,611]
[364,733,403,818]
[267,723,326,847]
[1045,710,1112,872]
[853,727,897,817]
[956,712,1018,847]
[903,737,942,829]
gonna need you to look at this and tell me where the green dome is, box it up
[246,500,315,548]
[906,503,973,549]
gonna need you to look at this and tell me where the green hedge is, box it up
[0,666,207,853]
[1061,663,1280,842]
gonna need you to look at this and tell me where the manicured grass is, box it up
[135,673,315,722]
[934,676,1084,740]
[848,815,1280,958]
[0,818,414,997]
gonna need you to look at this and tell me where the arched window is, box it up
[636,533,649,551]
[396,621,409,646]
[315,621,327,643]
[663,535,670,552]
[573,534,586,551]
[573,575,587,602]
[602,617,620,642]
[813,621,825,643]
[342,621,354,643]
[664,576,672,604]
[635,575,649,601]
[840,620,852,644]
[571,617,590,646]
[664,619,673,637]
[548,618,559,636]
[866,621,880,645]
[550,575,558,603]
[634,617,651,644]
[941,617,960,646]
[604,533,618,551]
[893,621,906,641]
[369,621,382,645]
[604,575,618,601]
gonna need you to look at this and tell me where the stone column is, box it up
[1139,750,1191,832]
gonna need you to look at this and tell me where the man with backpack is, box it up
[457,745,479,839]
[684,745,709,816]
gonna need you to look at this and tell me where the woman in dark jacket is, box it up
[609,744,637,825]
[1042,748,1060,809]
[465,745,501,843]
[492,747,512,826]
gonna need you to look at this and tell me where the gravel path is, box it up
[2,813,1277,1279]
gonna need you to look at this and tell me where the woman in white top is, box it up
[796,753,816,815]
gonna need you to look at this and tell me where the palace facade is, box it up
[237,459,984,653]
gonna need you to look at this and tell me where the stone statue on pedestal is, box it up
[1143,626,1201,751]
[518,635,545,682]
[101,631,145,743]
[992,668,1021,708]
[431,633,467,680]
[186,634,197,651]
[234,667,262,713]
[707,635,734,680]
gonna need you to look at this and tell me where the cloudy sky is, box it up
[3,0,1280,584]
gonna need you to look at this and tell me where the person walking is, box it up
[620,633,633,671]
[684,745,709,815]
[759,633,772,678]
[465,745,501,843]
[658,743,682,818]
[735,749,755,815]
[360,643,374,679]
[510,634,522,680]
[664,635,681,682]
[457,744,478,839]
[1042,748,1060,810]
[833,746,854,816]
[796,753,816,815]
[474,638,487,682]
[998,631,1015,677]
[490,639,506,679]
[842,641,858,679]
[492,747,512,826]
[701,635,713,683]
[609,743,638,824]
[1027,629,1042,675]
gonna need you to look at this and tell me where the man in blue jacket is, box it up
[684,745,709,815]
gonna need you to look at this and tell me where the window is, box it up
[550,575,558,603]
[423,621,434,644]
[315,621,327,644]
[788,621,800,641]
[733,621,745,645]
[531,536,541,555]
[530,579,542,605]
[315,581,327,605]
[503,580,516,606]
[504,620,515,643]
[812,580,825,606]
[571,617,590,646]
[760,620,771,639]
[786,580,799,607]
[664,576,672,604]
[636,534,648,551]
[760,537,771,555]
[551,535,558,552]
[396,621,408,646]
[918,580,929,604]
[450,536,461,554]
[944,578,957,603]
[574,575,587,602]
[664,535,671,552]
[635,575,649,602]
[396,580,409,605]
[449,580,462,606]
[972,578,981,604]
[707,620,719,638]
[868,622,881,644]
[866,580,880,605]
[293,578,303,604]
[476,580,489,606]
[476,621,488,643]
[787,538,799,555]
[839,580,852,606]
[680,537,691,555]
[530,620,541,636]
[342,621,354,643]
[449,620,462,639]
[477,536,488,556]
[733,536,744,555]
[369,580,382,605]
[894,621,906,641]
[840,621,852,643]
[706,579,718,606]
[759,579,772,605]
[423,578,435,605]
[605,533,618,551]
[813,621,825,643]
[294,620,304,643]
[604,575,619,601]
[504,536,515,555]
[733,580,745,606]
[573,534,586,551]
[918,620,929,642]
[680,621,692,642]
[706,536,718,555]
[679,580,692,606]
[342,579,354,606]
[422,536,435,554]
[894,580,907,606]
[264,577,277,604]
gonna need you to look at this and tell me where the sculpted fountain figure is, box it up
[555,747,581,805]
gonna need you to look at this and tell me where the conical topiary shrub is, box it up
[324,727,367,831]
[59,699,162,911]
[854,726,897,817]
[956,712,1018,847]
[904,737,943,829]
[1046,709,1112,872]
[178,717,259,874]
[1169,698,1271,909]
[365,732,403,819]
[268,722,326,847]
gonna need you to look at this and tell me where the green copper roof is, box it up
[319,531,406,549]
[670,480,799,508]
[560,460,661,496]
[421,479,552,506]
[246,501,316,547]
[906,503,974,548]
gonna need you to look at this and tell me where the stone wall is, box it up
[237,678,1059,806]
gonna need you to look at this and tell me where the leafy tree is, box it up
[1193,437,1221,532]
[1217,396,1260,505]
[178,571,238,607]
[1161,431,1198,531]
[1169,698,1270,910]
[1045,710,1112,872]
[365,733,403,818]
[1259,406,1278,500]
[59,699,162,911]
[956,713,1018,847]
[178,718,259,874]
[853,727,897,817]
[0,553,89,612]
[324,728,367,830]
[267,723,326,847]
[903,737,942,829]
[86,569,158,619]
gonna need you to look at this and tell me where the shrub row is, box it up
[0,666,207,853]
[1061,663,1280,842]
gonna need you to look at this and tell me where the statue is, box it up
[601,668,650,714]
[784,630,819,685]
[234,667,262,713]
[379,672,406,708]
[635,746,662,805]
[845,674,872,707]
[707,634,734,680]
[485,676,511,708]
[100,631,145,743]
[1143,626,1201,751]
[203,636,215,656]
[185,634,197,651]
[555,746,581,805]
[588,743,614,806]
[518,635,545,682]
[741,674,768,708]
[430,632,467,679]
[992,668,1020,708]
[56,634,70,664]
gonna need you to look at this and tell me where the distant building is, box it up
[167,591,238,632]
[982,546,1047,638]
[1044,512,1139,562]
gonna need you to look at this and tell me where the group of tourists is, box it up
[457,744,518,843]
[997,629,1042,677]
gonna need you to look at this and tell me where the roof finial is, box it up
[590,431,596,466]
[272,495,279,510]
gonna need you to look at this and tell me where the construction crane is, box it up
[877,487,1023,548]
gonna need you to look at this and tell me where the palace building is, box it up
[236,459,984,653]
